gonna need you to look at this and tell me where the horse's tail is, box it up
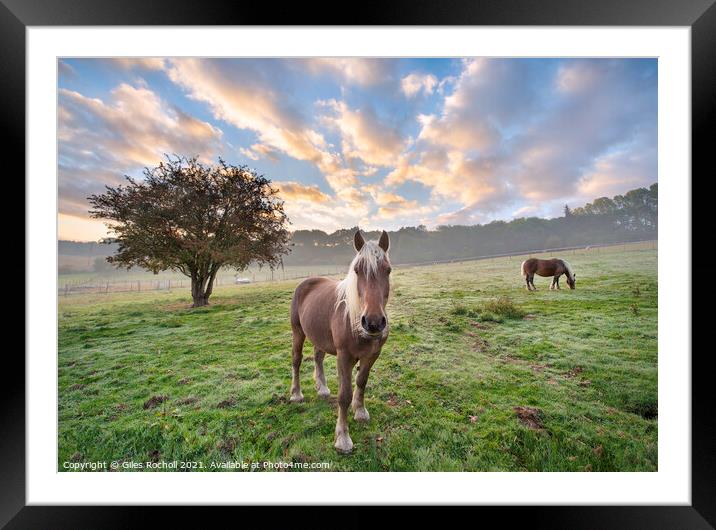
[520,260,528,278]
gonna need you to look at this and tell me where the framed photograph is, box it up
[11,0,713,526]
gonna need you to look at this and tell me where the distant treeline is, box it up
[285,183,657,265]
[60,183,656,271]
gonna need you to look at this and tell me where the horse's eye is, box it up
[386,267,392,274]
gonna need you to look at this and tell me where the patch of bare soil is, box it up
[177,377,190,385]
[148,450,161,463]
[470,321,489,329]
[523,314,537,320]
[562,366,592,387]
[143,395,168,409]
[466,331,489,351]
[175,396,199,406]
[514,406,545,430]
[386,392,400,407]
[108,402,130,420]
[529,363,549,372]
[564,366,584,378]
[216,397,236,409]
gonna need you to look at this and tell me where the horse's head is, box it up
[566,272,576,289]
[351,230,391,338]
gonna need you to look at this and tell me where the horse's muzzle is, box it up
[361,314,387,335]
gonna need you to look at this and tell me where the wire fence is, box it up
[58,239,656,297]
[59,265,346,296]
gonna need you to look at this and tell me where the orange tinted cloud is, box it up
[275,181,331,203]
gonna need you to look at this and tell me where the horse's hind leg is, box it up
[289,328,305,403]
[314,348,330,398]
[528,274,537,291]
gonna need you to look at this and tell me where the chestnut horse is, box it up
[289,230,391,454]
[521,258,576,291]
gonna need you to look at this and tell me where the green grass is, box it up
[58,242,657,472]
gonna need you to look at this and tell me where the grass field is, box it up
[58,242,657,472]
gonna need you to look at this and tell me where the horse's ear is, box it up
[378,230,390,252]
[354,230,365,252]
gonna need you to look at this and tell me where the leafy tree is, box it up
[88,156,290,307]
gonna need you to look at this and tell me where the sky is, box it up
[58,57,657,241]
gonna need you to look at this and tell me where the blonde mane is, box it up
[335,241,386,333]
[562,259,575,280]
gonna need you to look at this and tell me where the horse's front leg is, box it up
[334,351,357,454]
[352,353,379,422]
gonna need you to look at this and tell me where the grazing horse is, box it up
[521,258,576,291]
[289,230,391,454]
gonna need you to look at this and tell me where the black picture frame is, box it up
[7,0,712,527]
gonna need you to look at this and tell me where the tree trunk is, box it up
[191,264,220,307]
[190,275,210,308]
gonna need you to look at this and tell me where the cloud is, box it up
[509,60,657,200]
[386,150,511,213]
[164,59,345,183]
[390,58,656,222]
[401,72,438,98]
[303,58,395,86]
[58,60,76,79]
[417,112,499,153]
[111,58,167,70]
[240,143,280,162]
[275,181,331,203]
[576,143,656,199]
[58,213,112,242]
[414,59,541,154]
[371,191,434,220]
[434,205,488,227]
[321,99,404,167]
[58,82,223,216]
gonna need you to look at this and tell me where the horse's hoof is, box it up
[316,386,330,399]
[334,433,353,454]
[353,407,370,423]
[289,392,304,403]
